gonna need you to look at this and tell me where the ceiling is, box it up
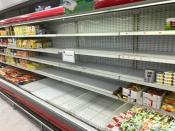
[0,0,28,11]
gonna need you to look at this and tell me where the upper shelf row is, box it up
[1,31,175,37]
[6,47,175,65]
[0,0,174,29]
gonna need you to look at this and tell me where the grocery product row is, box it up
[107,106,175,131]
[0,38,51,49]
[0,65,43,85]
[0,55,45,70]
[0,25,48,36]
[1,19,175,36]
[115,84,175,113]
[145,70,175,88]
[0,38,13,47]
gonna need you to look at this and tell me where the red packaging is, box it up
[0,20,6,26]
[95,0,144,9]
[27,6,65,21]
[4,17,21,24]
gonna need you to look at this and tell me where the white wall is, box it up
[0,0,28,11]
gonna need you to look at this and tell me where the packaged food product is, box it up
[164,71,173,76]
[16,51,37,58]
[0,66,43,85]
[62,0,94,14]
[0,39,12,46]
[0,55,6,62]
[161,92,175,112]
[143,88,165,109]
[0,30,7,36]
[16,39,52,49]
[107,106,175,131]
[13,25,47,35]
[144,69,156,83]
[166,18,175,30]
[107,110,135,130]
[156,72,164,77]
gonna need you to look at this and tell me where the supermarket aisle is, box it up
[0,95,40,131]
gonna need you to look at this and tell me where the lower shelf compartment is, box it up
[21,78,132,130]
[1,77,175,131]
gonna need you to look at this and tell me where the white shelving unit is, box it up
[1,0,175,130]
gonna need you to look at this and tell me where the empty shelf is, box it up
[21,78,128,130]
[62,49,175,64]
[8,47,60,54]
[1,58,175,92]
[7,47,175,64]
[35,68,126,99]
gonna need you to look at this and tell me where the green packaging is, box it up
[62,0,94,15]
[165,18,175,30]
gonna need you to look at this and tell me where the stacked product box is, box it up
[156,71,175,87]
[122,84,146,105]
[5,56,45,70]
[16,39,52,49]
[17,59,45,70]
[164,71,174,86]
[5,49,38,58]
[142,88,165,109]
[156,72,164,85]
[16,51,37,58]
[122,84,166,109]
[14,25,48,35]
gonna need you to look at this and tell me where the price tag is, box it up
[62,50,75,63]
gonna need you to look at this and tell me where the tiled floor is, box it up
[0,96,40,131]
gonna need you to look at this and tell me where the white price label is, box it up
[62,50,75,63]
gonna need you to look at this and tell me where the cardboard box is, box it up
[143,89,165,102]
[131,89,143,99]
[137,97,143,105]
[122,85,146,99]
[143,97,157,109]
[143,89,165,109]
[122,87,131,97]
